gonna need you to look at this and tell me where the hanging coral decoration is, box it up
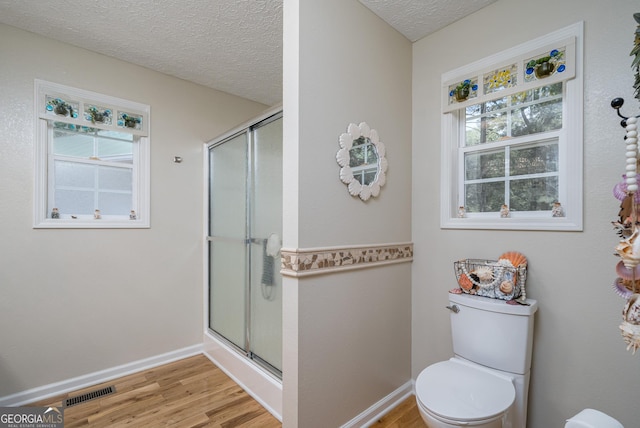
[610,13,640,354]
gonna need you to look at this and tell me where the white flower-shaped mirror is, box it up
[336,122,387,201]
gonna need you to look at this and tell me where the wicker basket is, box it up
[453,259,527,300]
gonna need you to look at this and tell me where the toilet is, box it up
[565,409,624,428]
[415,293,538,427]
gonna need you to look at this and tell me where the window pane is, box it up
[55,189,94,215]
[510,143,558,176]
[97,137,133,163]
[54,160,95,188]
[465,116,482,147]
[98,192,131,215]
[53,129,94,158]
[465,108,507,145]
[464,82,563,146]
[98,165,132,191]
[465,181,505,212]
[465,150,505,180]
[510,176,558,211]
[511,99,562,137]
[484,111,507,142]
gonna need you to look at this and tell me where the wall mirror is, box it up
[336,122,387,201]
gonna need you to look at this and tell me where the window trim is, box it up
[33,80,150,229]
[440,22,583,231]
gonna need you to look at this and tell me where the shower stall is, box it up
[203,108,283,416]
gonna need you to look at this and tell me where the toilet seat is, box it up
[416,359,516,424]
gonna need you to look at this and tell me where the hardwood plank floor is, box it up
[373,396,428,428]
[31,355,281,427]
[30,355,427,427]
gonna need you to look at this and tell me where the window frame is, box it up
[440,22,583,231]
[34,80,150,228]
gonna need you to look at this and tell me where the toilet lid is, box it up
[416,360,515,423]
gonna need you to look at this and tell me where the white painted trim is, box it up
[203,331,283,421]
[0,344,203,407]
[340,381,414,428]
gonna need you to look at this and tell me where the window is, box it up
[440,23,583,231]
[34,81,150,228]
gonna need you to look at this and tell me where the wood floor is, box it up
[373,396,428,428]
[31,355,281,427]
[31,355,427,427]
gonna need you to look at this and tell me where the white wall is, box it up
[413,1,640,426]
[0,24,267,398]
[283,0,412,426]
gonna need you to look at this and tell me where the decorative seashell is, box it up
[377,172,387,187]
[498,251,527,267]
[376,141,386,159]
[379,156,389,174]
[620,277,640,294]
[369,129,379,145]
[613,278,635,299]
[359,122,371,138]
[621,294,640,354]
[458,273,474,291]
[359,185,372,201]
[336,147,350,167]
[347,123,360,139]
[473,266,494,282]
[613,175,640,202]
[449,288,463,294]
[500,280,514,294]
[339,132,354,150]
[616,261,640,280]
[348,180,362,196]
[370,182,380,197]
[616,230,640,269]
[623,294,640,324]
[620,320,640,354]
[339,166,354,184]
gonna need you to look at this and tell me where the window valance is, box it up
[36,80,149,136]
[442,34,576,114]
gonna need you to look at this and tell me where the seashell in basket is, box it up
[472,266,494,282]
[499,280,514,294]
[458,273,474,291]
[498,251,527,267]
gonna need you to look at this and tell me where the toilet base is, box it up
[416,396,507,428]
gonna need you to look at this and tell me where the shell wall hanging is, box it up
[610,12,640,355]
[336,122,388,201]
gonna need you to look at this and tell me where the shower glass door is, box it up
[208,112,282,376]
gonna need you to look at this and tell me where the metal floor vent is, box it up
[64,385,116,407]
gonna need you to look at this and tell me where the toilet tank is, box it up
[448,293,538,375]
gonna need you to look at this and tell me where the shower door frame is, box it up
[202,107,283,421]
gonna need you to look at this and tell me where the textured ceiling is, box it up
[0,0,496,106]
[359,0,498,42]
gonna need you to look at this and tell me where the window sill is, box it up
[33,219,150,229]
[440,216,582,231]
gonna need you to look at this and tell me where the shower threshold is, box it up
[203,330,282,421]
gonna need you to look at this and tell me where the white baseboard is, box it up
[202,331,282,422]
[340,380,415,428]
[0,344,203,407]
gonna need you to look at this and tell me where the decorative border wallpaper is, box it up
[280,242,413,277]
